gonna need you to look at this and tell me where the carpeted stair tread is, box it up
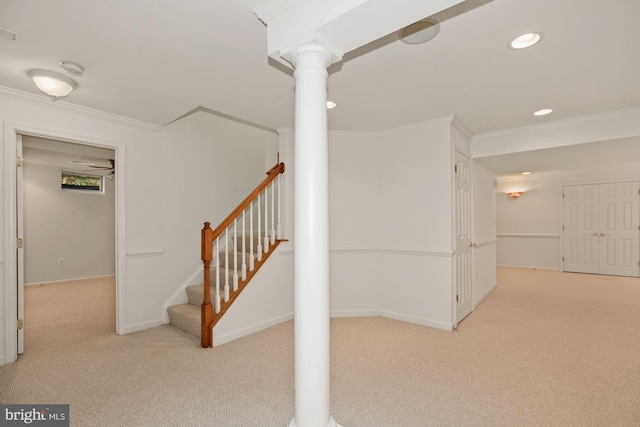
[167,303,200,337]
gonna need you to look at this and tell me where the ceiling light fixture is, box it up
[508,192,523,199]
[509,32,543,49]
[326,101,337,109]
[28,70,77,101]
[521,172,531,175]
[534,108,553,116]
[400,19,440,44]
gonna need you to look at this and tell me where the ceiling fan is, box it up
[84,159,115,180]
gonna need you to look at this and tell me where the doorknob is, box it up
[592,233,598,236]
[600,233,607,237]
[468,242,476,247]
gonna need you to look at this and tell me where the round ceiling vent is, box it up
[399,19,440,44]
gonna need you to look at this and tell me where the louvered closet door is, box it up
[598,182,640,277]
[563,185,600,274]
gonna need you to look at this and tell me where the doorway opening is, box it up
[18,135,117,355]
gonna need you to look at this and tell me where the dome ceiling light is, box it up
[28,70,77,101]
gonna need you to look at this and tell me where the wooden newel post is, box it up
[201,222,214,348]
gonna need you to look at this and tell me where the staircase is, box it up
[167,162,285,347]
[167,235,280,338]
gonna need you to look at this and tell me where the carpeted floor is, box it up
[1,269,639,426]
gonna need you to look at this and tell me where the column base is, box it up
[288,416,343,427]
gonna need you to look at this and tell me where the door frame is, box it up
[3,121,127,364]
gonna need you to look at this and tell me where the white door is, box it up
[563,184,600,274]
[598,182,640,277]
[563,182,640,277]
[17,134,24,354]
[454,151,473,323]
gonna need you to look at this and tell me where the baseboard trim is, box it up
[331,309,453,331]
[331,309,382,318]
[25,274,115,287]
[214,312,293,346]
[0,355,6,366]
[126,319,164,334]
[473,282,497,309]
[497,265,560,271]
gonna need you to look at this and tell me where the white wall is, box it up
[496,167,640,269]
[1,90,279,364]
[328,117,459,330]
[23,162,115,284]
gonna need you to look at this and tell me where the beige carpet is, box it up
[1,269,639,426]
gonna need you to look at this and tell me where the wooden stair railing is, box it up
[201,162,285,348]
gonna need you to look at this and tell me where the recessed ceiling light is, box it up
[521,172,531,175]
[326,101,336,109]
[510,32,543,49]
[400,19,440,44]
[534,109,553,116]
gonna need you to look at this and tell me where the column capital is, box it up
[291,44,334,70]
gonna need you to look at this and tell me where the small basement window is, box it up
[61,172,104,193]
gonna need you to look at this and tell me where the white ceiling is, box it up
[1,0,639,174]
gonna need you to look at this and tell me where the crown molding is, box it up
[0,85,161,132]
[472,106,640,158]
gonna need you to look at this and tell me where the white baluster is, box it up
[264,186,270,253]
[250,202,255,270]
[242,210,247,280]
[257,194,263,261]
[271,180,276,244]
[277,174,282,240]
[233,219,238,292]
[224,229,229,302]
[215,237,220,313]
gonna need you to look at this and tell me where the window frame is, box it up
[61,171,105,194]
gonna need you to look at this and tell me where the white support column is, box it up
[289,44,341,427]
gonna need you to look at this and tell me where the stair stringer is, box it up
[212,243,293,346]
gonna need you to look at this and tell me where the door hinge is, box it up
[454,164,458,173]
[456,294,459,302]
[562,256,565,262]
[562,193,565,198]
[562,225,565,230]
[16,157,23,167]
[17,238,23,249]
[17,319,23,330]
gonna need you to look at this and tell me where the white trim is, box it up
[162,264,204,323]
[25,274,115,287]
[331,309,382,318]
[125,319,164,334]
[473,282,497,310]
[474,239,497,248]
[330,248,454,257]
[0,85,161,132]
[380,310,453,331]
[497,264,561,271]
[331,310,453,331]
[472,106,640,158]
[3,121,127,365]
[214,312,293,346]
[497,233,560,238]
[125,249,165,258]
